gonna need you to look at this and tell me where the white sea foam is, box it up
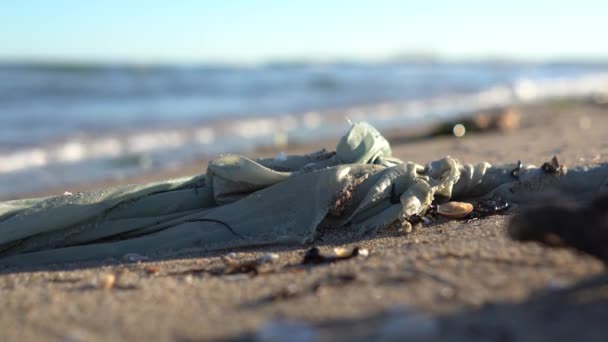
[194,127,215,144]
[0,148,47,173]
[302,111,322,128]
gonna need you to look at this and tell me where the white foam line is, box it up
[0,148,47,173]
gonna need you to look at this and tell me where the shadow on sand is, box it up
[231,271,608,341]
[0,219,419,276]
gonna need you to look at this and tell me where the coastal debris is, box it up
[301,247,369,265]
[541,156,566,175]
[425,196,510,222]
[467,196,511,220]
[1,121,607,266]
[437,202,474,219]
[509,194,608,263]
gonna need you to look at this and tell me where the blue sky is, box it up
[1,0,607,63]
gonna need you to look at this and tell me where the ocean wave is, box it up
[1,69,608,196]
[1,72,607,177]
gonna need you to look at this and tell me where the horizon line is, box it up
[2,54,608,68]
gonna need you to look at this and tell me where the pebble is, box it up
[100,274,116,290]
[225,252,238,259]
[333,247,369,258]
[402,220,413,233]
[257,253,279,265]
[221,252,238,264]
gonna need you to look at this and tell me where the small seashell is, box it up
[333,247,350,257]
[437,201,473,219]
[356,248,370,257]
[221,252,238,264]
[183,274,194,284]
[401,220,413,234]
[256,253,279,265]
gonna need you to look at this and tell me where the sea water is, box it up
[1,61,607,196]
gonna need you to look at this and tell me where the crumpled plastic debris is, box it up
[0,122,607,266]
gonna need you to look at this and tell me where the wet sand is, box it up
[1,99,607,341]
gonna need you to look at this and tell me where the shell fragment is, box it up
[437,201,474,219]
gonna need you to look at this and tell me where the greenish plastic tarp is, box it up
[0,122,606,266]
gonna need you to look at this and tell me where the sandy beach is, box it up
[1,98,607,341]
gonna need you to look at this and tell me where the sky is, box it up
[1,0,607,64]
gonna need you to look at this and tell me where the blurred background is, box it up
[1,0,608,196]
